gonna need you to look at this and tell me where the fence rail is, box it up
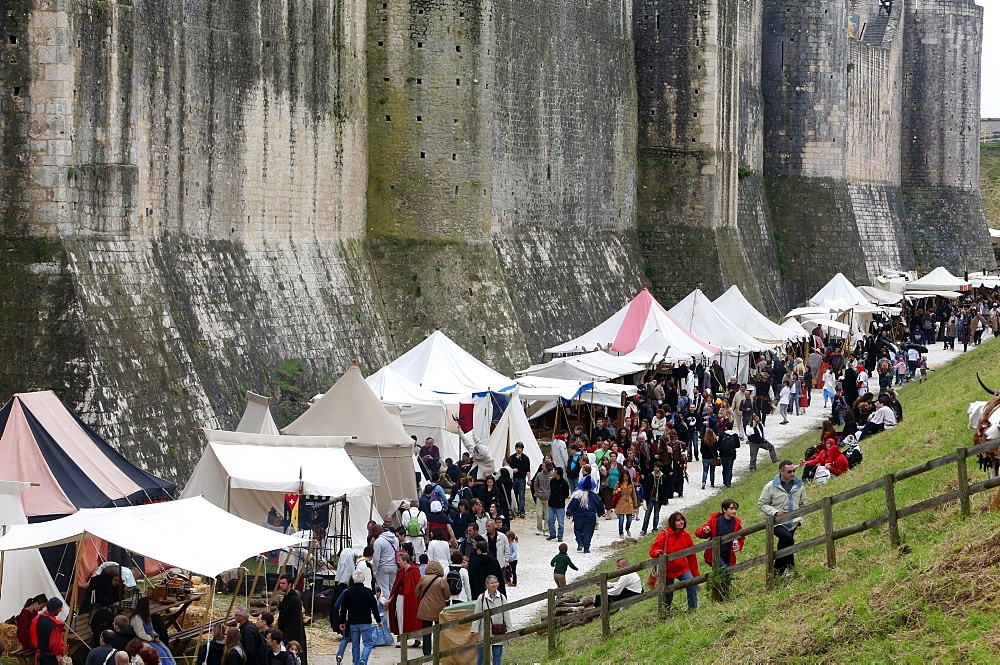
[399,442,1000,664]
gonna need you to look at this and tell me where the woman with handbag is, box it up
[649,512,699,611]
[470,575,512,665]
[699,429,720,490]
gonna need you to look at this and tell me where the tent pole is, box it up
[222,568,241,624]
[63,535,85,643]
[247,557,264,604]
[0,524,7,593]
[192,576,217,665]
[225,477,232,513]
[551,401,559,440]
[290,541,314,593]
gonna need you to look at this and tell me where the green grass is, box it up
[505,340,1000,664]
[982,143,1000,228]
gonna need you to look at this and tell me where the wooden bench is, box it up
[11,646,36,665]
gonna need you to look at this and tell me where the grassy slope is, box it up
[506,340,1000,664]
[983,144,1000,228]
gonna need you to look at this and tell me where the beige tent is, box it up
[236,392,280,435]
[283,365,419,518]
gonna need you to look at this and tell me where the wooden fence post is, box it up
[822,496,836,568]
[401,634,409,664]
[658,553,667,619]
[432,623,442,665]
[547,588,557,655]
[884,473,901,547]
[765,516,775,583]
[599,572,610,639]
[956,447,971,517]
[483,606,493,665]
[711,537,721,573]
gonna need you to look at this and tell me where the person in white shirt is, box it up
[594,557,642,607]
[778,380,791,424]
[401,500,428,557]
[859,397,897,440]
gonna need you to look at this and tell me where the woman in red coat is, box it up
[388,552,423,647]
[694,499,745,568]
[824,440,850,476]
[649,511,700,610]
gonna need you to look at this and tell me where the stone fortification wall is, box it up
[983,119,1000,143]
[901,0,993,272]
[634,0,756,305]
[489,0,642,357]
[735,0,785,314]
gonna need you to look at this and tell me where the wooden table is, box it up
[150,593,205,632]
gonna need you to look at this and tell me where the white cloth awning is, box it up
[0,497,309,577]
[518,351,644,382]
[905,290,960,301]
[514,377,594,402]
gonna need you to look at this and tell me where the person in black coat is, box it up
[842,364,859,408]
[234,609,264,665]
[468,540,504,599]
[276,576,307,665]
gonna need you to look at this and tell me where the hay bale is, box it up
[0,622,21,650]
[192,584,211,596]
[177,605,223,631]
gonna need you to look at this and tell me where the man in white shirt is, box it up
[401,499,427,557]
[859,397,897,440]
[595,557,642,606]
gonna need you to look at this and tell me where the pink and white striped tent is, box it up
[544,285,720,359]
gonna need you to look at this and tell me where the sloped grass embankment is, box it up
[505,340,1000,664]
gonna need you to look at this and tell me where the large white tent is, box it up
[713,285,804,344]
[517,351,645,382]
[180,431,374,546]
[484,393,544,472]
[808,273,870,307]
[906,266,971,292]
[545,285,720,358]
[235,392,280,435]
[386,330,516,397]
[0,497,308,578]
[0,481,65,623]
[669,290,772,381]
[283,365,420,517]
[365,366,459,458]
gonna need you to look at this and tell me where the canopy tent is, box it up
[517,351,645,382]
[0,497,308,578]
[484,394,543,472]
[283,365,419,516]
[235,392,279,435]
[0,391,175,520]
[800,317,853,333]
[514,377,594,402]
[668,290,772,381]
[365,366,458,459]
[905,290,960,301]
[0,481,65,623]
[544,285,720,358]
[808,273,870,307]
[967,271,1000,289]
[857,285,906,305]
[385,330,516,397]
[180,431,373,545]
[906,267,972,292]
[617,329,695,365]
[780,318,810,339]
[713,285,804,344]
[526,382,638,421]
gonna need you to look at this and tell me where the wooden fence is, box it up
[399,441,1000,664]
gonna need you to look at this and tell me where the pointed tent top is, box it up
[385,330,516,396]
[235,391,280,436]
[808,273,869,307]
[351,358,358,367]
[282,365,413,445]
[668,289,771,352]
[713,285,803,343]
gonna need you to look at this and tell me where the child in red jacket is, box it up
[649,512,700,610]
[695,498,745,567]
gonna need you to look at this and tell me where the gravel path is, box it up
[312,340,967,663]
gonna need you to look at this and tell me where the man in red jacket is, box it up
[30,597,65,665]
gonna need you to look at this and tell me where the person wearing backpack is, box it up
[402,499,428,558]
[447,551,470,603]
[716,426,741,488]
[415,560,452,656]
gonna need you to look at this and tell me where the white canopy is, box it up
[0,497,309,578]
[181,431,373,545]
[780,318,811,338]
[485,394,543,472]
[617,329,695,365]
[545,285,720,358]
[713,285,804,343]
[236,392,280,436]
[906,267,972,292]
[514,377,594,402]
[387,330,516,396]
[808,273,870,307]
[857,285,905,305]
[905,290,960,301]
[967,271,1000,289]
[365,366,456,457]
[518,351,645,382]
[0,481,65,622]
[801,317,853,333]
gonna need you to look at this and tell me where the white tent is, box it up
[617,329,695,365]
[485,394,543,472]
[858,285,905,305]
[514,377,594,402]
[518,351,645,382]
[365,366,458,458]
[0,497,308,578]
[282,365,420,518]
[906,267,972,292]
[713,285,804,344]
[0,481,65,623]
[780,318,811,339]
[180,431,374,546]
[808,273,870,307]
[669,290,772,381]
[545,285,720,358]
[236,392,279,435]
[967,271,1000,289]
[386,330,516,397]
